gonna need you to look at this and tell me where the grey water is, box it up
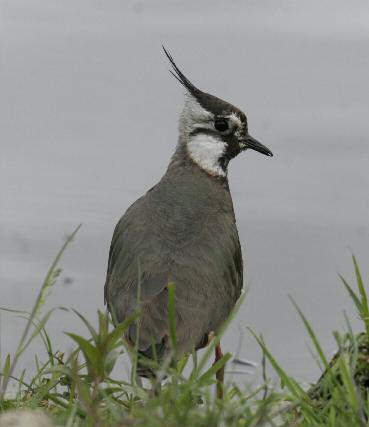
[1,0,369,387]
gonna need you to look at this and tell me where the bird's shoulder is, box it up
[107,188,156,269]
[104,187,163,312]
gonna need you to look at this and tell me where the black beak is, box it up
[241,135,273,157]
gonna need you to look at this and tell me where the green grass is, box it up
[1,229,369,426]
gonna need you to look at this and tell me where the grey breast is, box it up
[104,158,243,358]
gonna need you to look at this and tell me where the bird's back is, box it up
[104,157,243,361]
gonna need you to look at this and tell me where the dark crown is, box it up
[162,46,246,123]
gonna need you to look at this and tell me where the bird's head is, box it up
[163,47,273,177]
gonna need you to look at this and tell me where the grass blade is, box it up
[289,296,330,370]
[0,225,81,399]
[353,255,369,336]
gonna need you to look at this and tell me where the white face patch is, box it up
[178,95,226,176]
[177,94,245,177]
[187,133,226,177]
[179,94,214,136]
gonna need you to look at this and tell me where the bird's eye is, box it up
[214,118,229,132]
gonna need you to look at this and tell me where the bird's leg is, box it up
[214,342,225,399]
[135,375,143,387]
[202,332,225,399]
[149,378,162,397]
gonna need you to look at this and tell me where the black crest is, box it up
[162,45,201,96]
[162,46,245,119]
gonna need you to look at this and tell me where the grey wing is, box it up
[104,196,171,352]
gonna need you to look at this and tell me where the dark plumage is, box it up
[104,48,272,378]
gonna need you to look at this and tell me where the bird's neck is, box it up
[168,135,228,179]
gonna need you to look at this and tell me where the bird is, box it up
[104,47,273,396]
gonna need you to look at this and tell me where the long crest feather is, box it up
[162,45,201,95]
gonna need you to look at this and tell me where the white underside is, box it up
[187,133,226,177]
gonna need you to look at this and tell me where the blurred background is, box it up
[1,0,369,386]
